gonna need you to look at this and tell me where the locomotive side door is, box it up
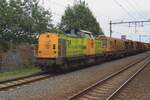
[86,39,95,55]
[59,39,66,57]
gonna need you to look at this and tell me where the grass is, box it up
[0,67,41,81]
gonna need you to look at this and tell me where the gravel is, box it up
[0,51,149,100]
[114,63,150,100]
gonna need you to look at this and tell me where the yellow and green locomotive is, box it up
[36,30,150,71]
[36,30,104,71]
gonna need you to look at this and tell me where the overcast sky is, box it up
[40,0,150,43]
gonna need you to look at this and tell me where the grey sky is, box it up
[40,0,150,43]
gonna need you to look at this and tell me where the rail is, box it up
[68,55,150,100]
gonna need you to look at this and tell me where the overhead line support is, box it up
[109,20,150,38]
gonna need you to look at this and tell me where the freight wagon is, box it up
[36,30,150,71]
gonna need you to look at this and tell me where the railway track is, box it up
[68,55,150,100]
[0,72,56,91]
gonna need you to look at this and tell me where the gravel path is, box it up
[114,63,150,100]
[0,52,149,100]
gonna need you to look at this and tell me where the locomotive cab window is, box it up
[53,44,56,49]
[46,35,50,38]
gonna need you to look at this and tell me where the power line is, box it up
[132,0,144,12]
[111,20,150,24]
[119,0,140,19]
[113,0,136,20]
[112,30,125,34]
[124,0,145,19]
[130,0,148,19]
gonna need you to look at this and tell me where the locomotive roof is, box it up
[96,35,135,42]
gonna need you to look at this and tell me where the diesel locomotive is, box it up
[35,30,150,71]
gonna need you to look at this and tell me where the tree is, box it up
[60,1,103,35]
[0,0,9,41]
[0,0,53,45]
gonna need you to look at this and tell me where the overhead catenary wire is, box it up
[124,0,145,19]
[113,0,136,20]
[132,0,145,13]
[40,0,149,35]
[118,0,140,20]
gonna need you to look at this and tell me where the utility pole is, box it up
[110,20,112,38]
[109,20,150,38]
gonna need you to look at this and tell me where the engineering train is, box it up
[35,30,150,71]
